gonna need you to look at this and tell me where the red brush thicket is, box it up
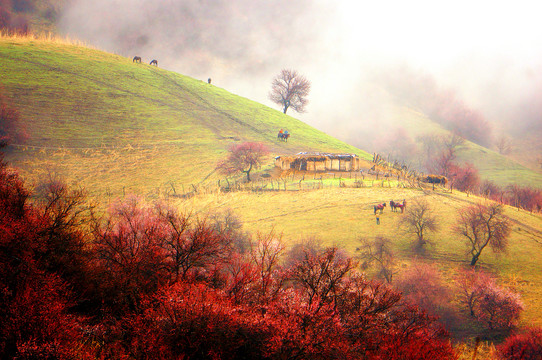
[0,154,456,359]
[498,327,542,360]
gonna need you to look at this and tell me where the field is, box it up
[0,34,370,199]
[2,35,542,357]
[174,181,542,331]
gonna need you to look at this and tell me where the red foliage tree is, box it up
[477,282,523,330]
[156,204,233,284]
[0,159,89,359]
[499,327,542,360]
[451,162,480,195]
[395,262,457,329]
[90,196,170,314]
[217,142,269,182]
[455,268,523,330]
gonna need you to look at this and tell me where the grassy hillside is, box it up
[353,104,542,188]
[0,35,370,198]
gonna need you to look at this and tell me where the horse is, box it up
[277,132,290,142]
[374,202,386,214]
[150,59,158,66]
[391,199,407,213]
[133,56,142,63]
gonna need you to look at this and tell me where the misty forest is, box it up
[2,0,542,359]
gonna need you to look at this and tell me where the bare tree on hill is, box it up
[454,203,511,266]
[269,69,311,114]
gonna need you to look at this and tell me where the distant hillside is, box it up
[0,35,370,198]
[340,98,542,188]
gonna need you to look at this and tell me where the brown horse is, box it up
[278,132,290,142]
[374,203,386,214]
[133,56,142,63]
[150,59,158,66]
[391,199,407,213]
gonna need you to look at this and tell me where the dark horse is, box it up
[133,56,142,63]
[390,200,406,213]
[278,132,290,142]
[374,202,386,214]
[150,59,158,66]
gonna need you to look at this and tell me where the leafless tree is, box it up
[269,69,311,114]
[400,199,439,252]
[454,203,511,266]
[356,237,397,283]
[495,135,513,155]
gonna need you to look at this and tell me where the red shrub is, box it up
[452,162,480,194]
[499,327,542,360]
[0,160,89,359]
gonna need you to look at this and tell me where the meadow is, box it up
[1,34,542,358]
[174,181,542,331]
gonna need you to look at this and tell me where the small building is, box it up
[274,152,361,172]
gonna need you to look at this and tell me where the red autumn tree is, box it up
[477,282,523,330]
[499,327,542,360]
[156,204,233,284]
[217,142,269,182]
[395,262,457,330]
[90,196,169,314]
[451,162,480,195]
[0,158,89,359]
[455,268,523,330]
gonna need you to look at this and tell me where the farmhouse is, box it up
[275,152,361,172]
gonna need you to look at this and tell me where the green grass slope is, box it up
[0,36,370,197]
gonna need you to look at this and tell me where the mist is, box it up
[58,0,542,152]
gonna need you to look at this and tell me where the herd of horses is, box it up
[374,199,407,214]
[133,56,158,66]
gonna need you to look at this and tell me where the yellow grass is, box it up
[0,30,95,49]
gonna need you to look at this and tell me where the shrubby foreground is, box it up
[0,154,535,359]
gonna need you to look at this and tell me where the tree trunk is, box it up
[470,253,480,266]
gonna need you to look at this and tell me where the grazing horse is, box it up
[150,59,158,66]
[374,202,386,214]
[277,132,290,142]
[133,56,142,63]
[391,199,407,213]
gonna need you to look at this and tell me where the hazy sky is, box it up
[59,0,542,141]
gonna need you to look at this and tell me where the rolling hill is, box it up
[1,35,542,356]
[0,34,370,198]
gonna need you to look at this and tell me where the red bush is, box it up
[0,160,89,359]
[499,327,542,360]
